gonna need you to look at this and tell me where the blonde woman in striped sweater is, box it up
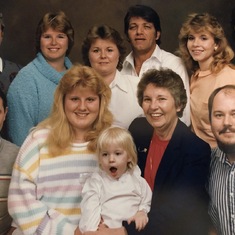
[8,65,113,235]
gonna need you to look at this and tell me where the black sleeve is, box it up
[122,221,146,235]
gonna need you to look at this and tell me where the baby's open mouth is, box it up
[109,167,117,173]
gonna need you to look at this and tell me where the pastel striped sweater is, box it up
[8,128,98,235]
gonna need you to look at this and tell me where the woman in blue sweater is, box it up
[7,11,74,146]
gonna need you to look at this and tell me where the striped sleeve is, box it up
[8,129,77,235]
[208,148,234,235]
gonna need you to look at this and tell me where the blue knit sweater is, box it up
[7,52,72,146]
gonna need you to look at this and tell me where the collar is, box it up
[212,147,232,166]
[194,69,212,78]
[123,44,161,68]
[100,166,139,182]
[109,70,129,93]
[151,44,161,62]
[33,52,72,85]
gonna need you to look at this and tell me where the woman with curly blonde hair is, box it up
[8,65,113,234]
[178,13,235,148]
[37,64,113,155]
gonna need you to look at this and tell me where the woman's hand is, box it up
[83,227,127,235]
[127,210,148,231]
[74,227,83,235]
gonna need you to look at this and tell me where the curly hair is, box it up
[35,64,113,156]
[137,68,187,118]
[178,13,234,74]
[82,24,126,71]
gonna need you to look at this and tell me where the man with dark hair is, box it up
[0,13,22,94]
[0,87,19,235]
[208,84,235,235]
[121,5,190,126]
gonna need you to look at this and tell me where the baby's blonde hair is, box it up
[96,127,137,169]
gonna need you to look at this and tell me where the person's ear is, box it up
[156,31,161,41]
[176,104,182,114]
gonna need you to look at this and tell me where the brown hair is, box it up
[82,24,126,71]
[137,68,187,118]
[208,84,235,122]
[35,11,74,55]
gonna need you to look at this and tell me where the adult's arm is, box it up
[8,132,77,235]
[7,71,38,146]
[75,227,127,235]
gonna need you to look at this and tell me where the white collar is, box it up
[123,44,161,67]
[0,57,2,72]
[109,70,129,93]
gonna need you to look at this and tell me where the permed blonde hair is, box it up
[35,64,113,156]
[178,12,234,74]
[96,127,137,170]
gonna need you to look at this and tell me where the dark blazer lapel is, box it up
[129,117,153,176]
[154,120,184,189]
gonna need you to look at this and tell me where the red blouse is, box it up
[144,133,169,190]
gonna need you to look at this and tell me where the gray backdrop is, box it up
[0,0,234,66]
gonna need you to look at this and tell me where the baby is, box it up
[79,126,152,232]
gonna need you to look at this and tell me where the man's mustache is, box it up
[219,126,235,135]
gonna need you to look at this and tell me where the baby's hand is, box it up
[127,210,148,231]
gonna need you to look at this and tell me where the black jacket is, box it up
[125,117,211,235]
